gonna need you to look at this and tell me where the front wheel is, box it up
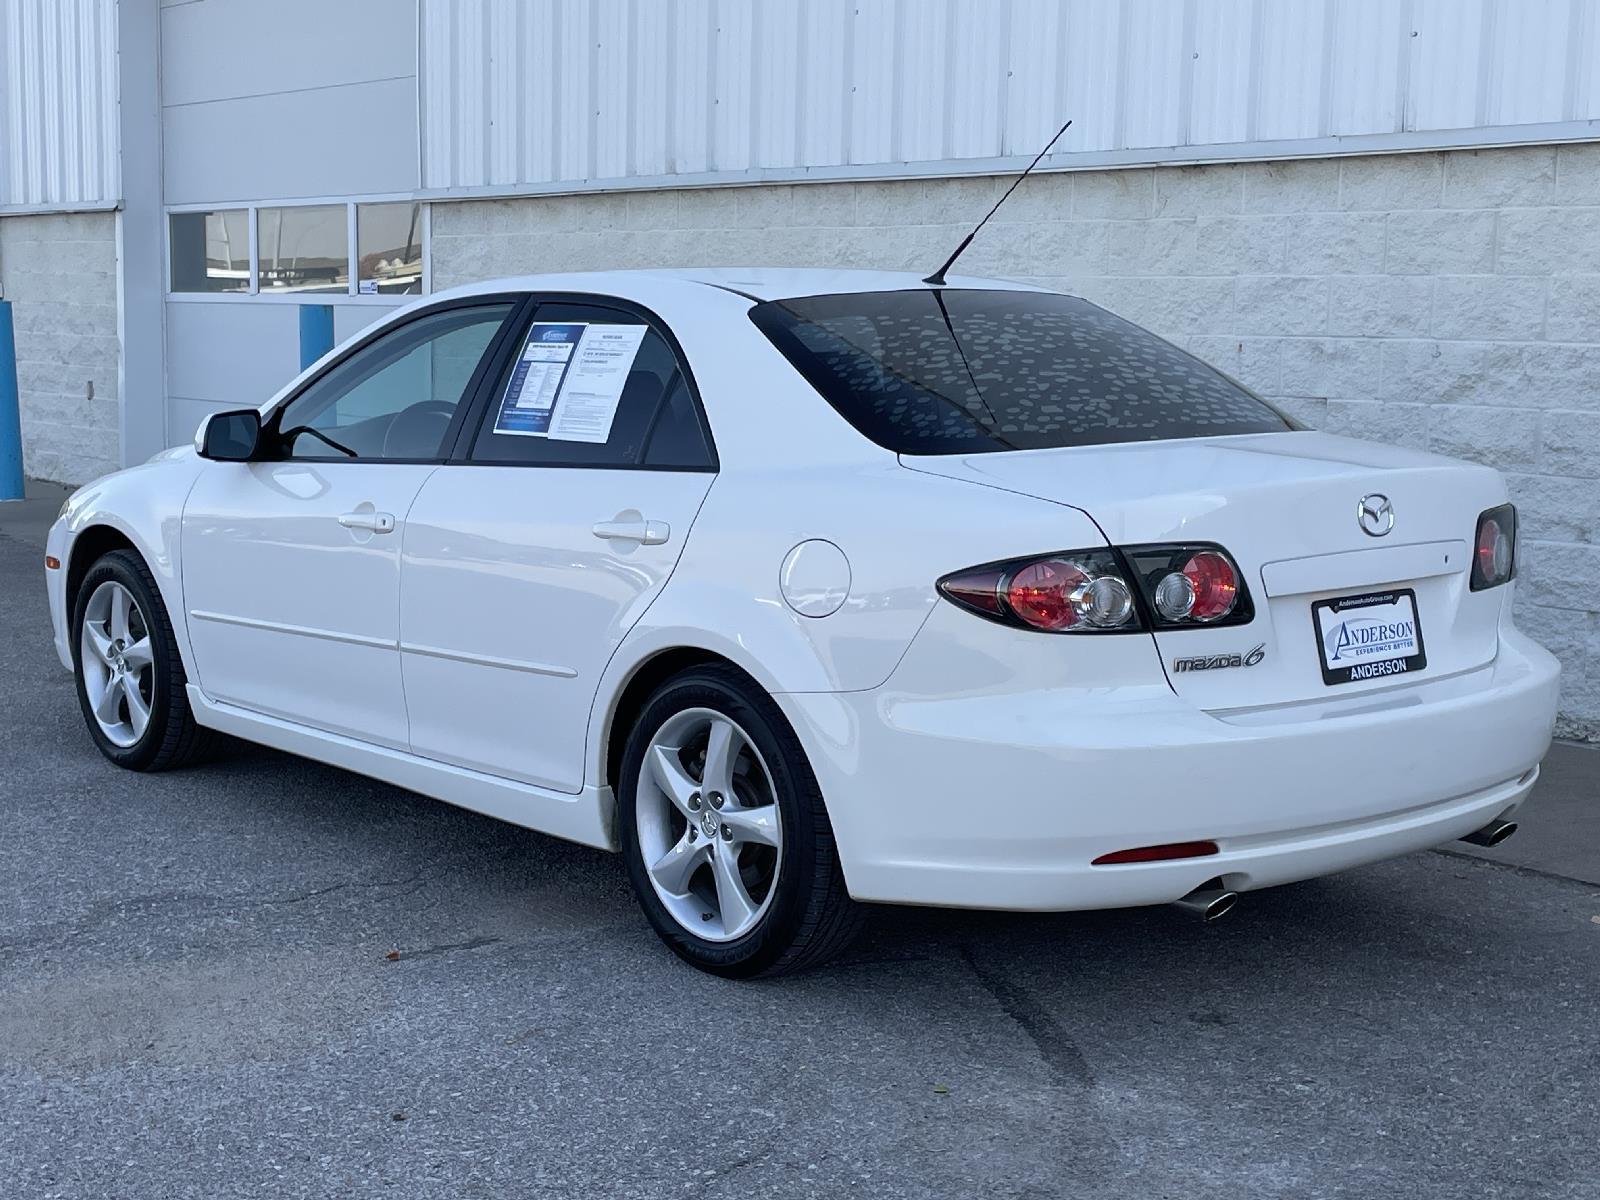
[617,665,863,977]
[72,549,213,771]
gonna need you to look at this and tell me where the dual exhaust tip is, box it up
[1169,817,1518,922]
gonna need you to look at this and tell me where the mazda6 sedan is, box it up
[45,268,1559,976]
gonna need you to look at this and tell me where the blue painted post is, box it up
[298,304,335,372]
[0,300,24,501]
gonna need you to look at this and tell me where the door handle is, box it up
[338,511,396,534]
[592,517,670,546]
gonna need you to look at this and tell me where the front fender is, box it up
[59,449,208,677]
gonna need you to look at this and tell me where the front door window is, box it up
[274,304,514,461]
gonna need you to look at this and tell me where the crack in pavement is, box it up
[1431,846,1600,890]
[956,943,1097,1089]
[953,944,1130,1187]
[0,871,437,959]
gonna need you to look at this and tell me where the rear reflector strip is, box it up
[1092,840,1220,866]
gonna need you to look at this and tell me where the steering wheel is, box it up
[381,400,458,459]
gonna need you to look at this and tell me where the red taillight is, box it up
[1471,504,1516,591]
[1181,551,1239,622]
[1006,559,1088,630]
[1092,840,1220,866]
[938,568,1006,616]
[936,549,1138,634]
[937,544,1250,633]
[1475,522,1501,574]
[1121,543,1254,629]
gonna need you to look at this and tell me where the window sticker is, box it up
[491,322,648,442]
[546,324,649,443]
[492,323,586,437]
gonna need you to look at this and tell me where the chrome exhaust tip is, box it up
[1460,818,1518,848]
[1171,885,1238,923]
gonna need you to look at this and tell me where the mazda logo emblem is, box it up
[1357,493,1394,537]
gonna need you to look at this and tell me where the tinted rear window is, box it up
[750,289,1294,454]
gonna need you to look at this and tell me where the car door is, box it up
[399,297,718,793]
[181,299,520,748]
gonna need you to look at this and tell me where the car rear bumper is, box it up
[777,625,1559,912]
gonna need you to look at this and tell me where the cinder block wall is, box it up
[434,143,1600,739]
[0,212,121,485]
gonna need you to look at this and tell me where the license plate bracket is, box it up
[1311,588,1427,686]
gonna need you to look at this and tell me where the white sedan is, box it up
[45,269,1559,976]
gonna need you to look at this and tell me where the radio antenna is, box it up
[923,118,1072,287]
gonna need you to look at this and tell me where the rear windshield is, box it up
[750,288,1294,454]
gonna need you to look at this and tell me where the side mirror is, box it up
[197,409,262,462]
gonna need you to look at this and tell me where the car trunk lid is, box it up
[903,431,1509,710]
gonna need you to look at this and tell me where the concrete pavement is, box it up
[2,481,1597,1199]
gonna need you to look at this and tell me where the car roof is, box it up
[429,267,1054,305]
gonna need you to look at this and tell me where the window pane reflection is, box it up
[259,205,350,295]
[358,203,423,295]
[169,210,249,293]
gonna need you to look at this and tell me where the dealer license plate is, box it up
[1311,589,1427,686]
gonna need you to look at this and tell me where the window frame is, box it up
[258,293,532,466]
[453,291,719,474]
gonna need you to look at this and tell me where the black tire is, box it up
[71,549,215,772]
[617,664,864,978]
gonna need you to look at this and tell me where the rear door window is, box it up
[750,289,1294,454]
[469,301,715,469]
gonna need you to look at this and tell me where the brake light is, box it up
[937,543,1253,633]
[937,549,1137,634]
[1006,559,1088,630]
[1471,503,1516,591]
[1122,543,1255,629]
[1181,551,1239,621]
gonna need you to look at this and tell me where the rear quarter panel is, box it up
[588,461,1130,786]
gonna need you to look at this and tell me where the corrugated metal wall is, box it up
[420,0,1600,193]
[0,0,120,210]
[5,0,1597,208]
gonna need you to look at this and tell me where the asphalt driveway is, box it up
[2,485,1598,1199]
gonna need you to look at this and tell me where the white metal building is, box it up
[2,0,1598,737]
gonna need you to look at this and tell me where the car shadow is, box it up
[188,736,1488,1003]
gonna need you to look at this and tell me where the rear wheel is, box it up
[72,550,213,771]
[617,665,863,977]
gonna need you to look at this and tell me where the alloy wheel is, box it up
[635,707,783,942]
[79,580,155,749]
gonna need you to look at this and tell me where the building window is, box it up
[358,202,423,295]
[169,210,250,293]
[258,204,350,294]
[166,201,427,299]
